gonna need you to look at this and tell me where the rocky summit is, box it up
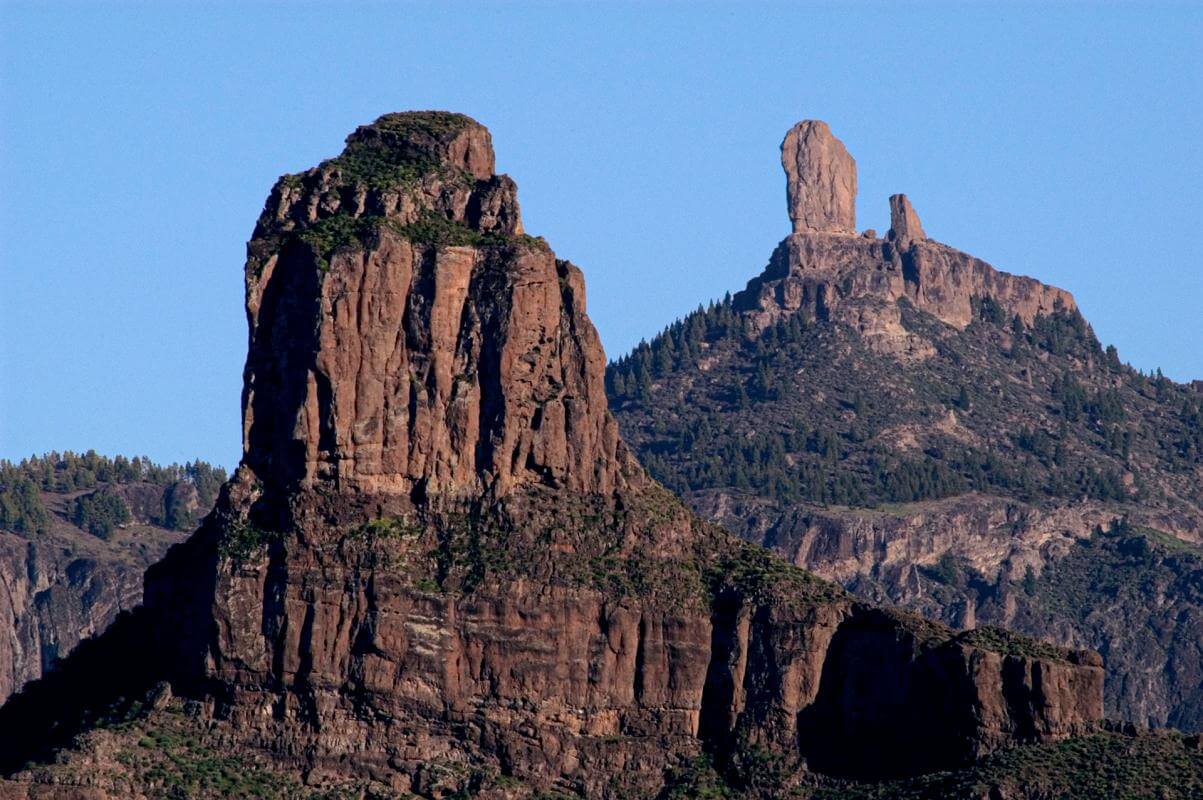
[0,112,1124,798]
[610,120,1203,734]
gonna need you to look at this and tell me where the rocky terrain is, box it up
[609,120,1203,731]
[0,112,1150,798]
[0,454,224,705]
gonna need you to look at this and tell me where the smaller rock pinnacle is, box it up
[888,193,925,247]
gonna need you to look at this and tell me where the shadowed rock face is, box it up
[782,120,857,235]
[0,113,1103,798]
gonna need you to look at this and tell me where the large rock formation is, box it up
[240,113,621,501]
[609,120,1203,732]
[748,124,1072,349]
[782,120,857,234]
[0,113,1105,798]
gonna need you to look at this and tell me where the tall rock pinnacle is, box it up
[888,192,926,246]
[781,120,857,234]
[240,112,628,503]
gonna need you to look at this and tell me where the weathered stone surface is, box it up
[691,488,1203,731]
[734,223,1074,356]
[782,120,857,235]
[241,113,626,505]
[754,123,1072,352]
[889,193,925,246]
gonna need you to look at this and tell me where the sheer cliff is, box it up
[0,113,1126,799]
[609,119,1203,731]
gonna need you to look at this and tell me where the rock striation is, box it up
[241,113,622,502]
[0,113,1104,798]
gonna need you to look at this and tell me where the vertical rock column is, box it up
[888,193,926,247]
[781,120,858,234]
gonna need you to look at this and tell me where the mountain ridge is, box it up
[609,118,1203,731]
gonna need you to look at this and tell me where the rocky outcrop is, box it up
[608,119,1203,733]
[744,122,1074,351]
[692,489,1203,731]
[782,120,857,235]
[888,193,925,247]
[0,113,1104,798]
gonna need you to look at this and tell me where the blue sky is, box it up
[2,3,1200,469]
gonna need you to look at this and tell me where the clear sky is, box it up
[2,2,1200,469]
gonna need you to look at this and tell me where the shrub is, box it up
[72,489,131,540]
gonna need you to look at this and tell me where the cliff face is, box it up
[239,113,626,502]
[609,120,1203,731]
[0,113,1104,798]
[0,484,186,706]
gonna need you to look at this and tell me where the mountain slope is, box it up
[0,452,224,704]
[609,119,1203,730]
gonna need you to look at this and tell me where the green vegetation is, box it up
[1021,517,1203,620]
[608,295,1203,510]
[0,474,49,534]
[278,205,547,272]
[954,625,1073,663]
[661,754,736,799]
[217,519,280,565]
[709,540,847,607]
[651,731,1203,799]
[801,731,1203,799]
[130,720,296,798]
[1,451,225,498]
[72,488,131,540]
[21,701,314,799]
[0,452,226,535]
[393,209,546,251]
[294,213,387,270]
[320,111,474,190]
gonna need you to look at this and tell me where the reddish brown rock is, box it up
[889,193,926,246]
[241,113,628,503]
[782,120,857,235]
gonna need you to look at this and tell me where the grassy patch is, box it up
[217,519,280,565]
[954,625,1074,663]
